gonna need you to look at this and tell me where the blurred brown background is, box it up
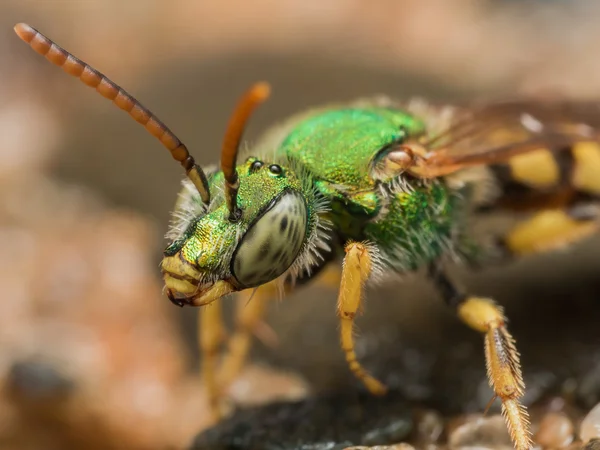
[3,1,600,449]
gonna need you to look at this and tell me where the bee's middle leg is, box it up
[428,263,532,450]
[337,241,387,396]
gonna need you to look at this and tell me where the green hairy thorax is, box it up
[163,98,470,299]
[269,101,465,272]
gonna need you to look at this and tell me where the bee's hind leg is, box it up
[337,241,387,396]
[428,263,532,450]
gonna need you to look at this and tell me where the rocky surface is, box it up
[192,390,412,450]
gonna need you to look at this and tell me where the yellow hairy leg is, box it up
[217,265,342,392]
[199,284,277,421]
[428,264,532,449]
[198,300,227,421]
[458,297,532,450]
[337,241,387,396]
[216,282,279,390]
[199,258,362,419]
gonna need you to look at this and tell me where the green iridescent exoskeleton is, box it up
[276,107,456,271]
[162,102,464,302]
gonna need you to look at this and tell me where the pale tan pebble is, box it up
[547,396,568,412]
[447,413,513,448]
[226,364,310,406]
[445,413,473,435]
[534,412,574,448]
[581,403,600,444]
[413,409,444,443]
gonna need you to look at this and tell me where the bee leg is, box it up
[428,263,532,450]
[337,241,387,395]
[216,282,278,391]
[198,300,228,421]
[216,263,342,395]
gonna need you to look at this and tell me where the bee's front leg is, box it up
[200,285,276,421]
[428,263,532,450]
[217,283,278,390]
[337,241,387,396]
[198,300,228,421]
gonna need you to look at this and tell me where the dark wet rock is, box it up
[191,390,412,450]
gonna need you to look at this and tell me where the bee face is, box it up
[161,158,309,306]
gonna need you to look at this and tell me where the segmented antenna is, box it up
[221,82,271,221]
[13,23,211,205]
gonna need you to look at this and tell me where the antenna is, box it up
[220,82,271,221]
[13,23,211,204]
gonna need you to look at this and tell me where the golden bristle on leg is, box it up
[459,297,532,449]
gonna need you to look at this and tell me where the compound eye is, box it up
[250,160,264,173]
[231,191,307,288]
[268,164,282,176]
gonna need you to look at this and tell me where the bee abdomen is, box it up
[483,143,600,212]
[476,143,600,258]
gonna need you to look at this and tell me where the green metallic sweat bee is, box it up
[17,22,600,450]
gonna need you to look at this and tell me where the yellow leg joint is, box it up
[457,297,504,333]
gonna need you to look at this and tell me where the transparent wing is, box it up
[413,99,600,176]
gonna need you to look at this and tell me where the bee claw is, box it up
[483,394,498,416]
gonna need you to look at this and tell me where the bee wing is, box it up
[413,100,600,177]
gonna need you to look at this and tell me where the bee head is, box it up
[161,157,312,306]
